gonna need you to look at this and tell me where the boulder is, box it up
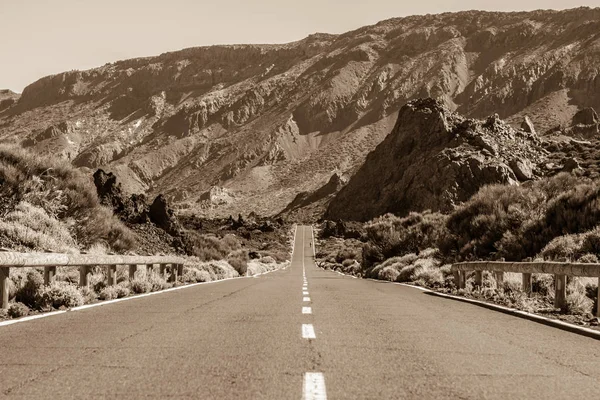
[572,107,599,126]
[521,116,536,135]
[509,158,534,181]
[562,157,582,173]
[149,195,181,235]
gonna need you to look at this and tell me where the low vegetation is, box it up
[316,172,600,324]
[0,146,293,320]
[0,145,136,252]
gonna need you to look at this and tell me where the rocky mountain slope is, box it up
[326,98,547,221]
[1,7,600,218]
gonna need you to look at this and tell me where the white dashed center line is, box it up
[303,296,311,302]
[302,307,312,314]
[303,291,309,295]
[302,324,316,339]
[303,372,327,400]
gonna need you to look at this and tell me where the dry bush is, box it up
[363,211,447,266]
[14,269,44,308]
[40,281,84,309]
[227,249,249,275]
[442,173,600,262]
[98,286,120,300]
[185,231,239,261]
[0,145,136,252]
[181,267,212,283]
[130,277,152,294]
[8,302,30,318]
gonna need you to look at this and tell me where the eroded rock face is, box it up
[326,98,546,221]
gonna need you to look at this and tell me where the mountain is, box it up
[1,7,600,218]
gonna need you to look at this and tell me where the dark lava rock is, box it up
[572,107,599,126]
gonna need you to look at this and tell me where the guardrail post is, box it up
[554,274,567,310]
[79,266,89,287]
[107,265,117,286]
[474,271,483,287]
[168,264,177,283]
[597,277,600,319]
[0,267,9,309]
[458,271,466,289]
[44,266,57,285]
[453,270,460,287]
[495,271,504,286]
[522,273,532,295]
[129,264,137,280]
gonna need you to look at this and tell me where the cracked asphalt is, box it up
[0,225,599,399]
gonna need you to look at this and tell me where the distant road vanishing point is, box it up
[0,226,599,399]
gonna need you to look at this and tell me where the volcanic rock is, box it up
[521,116,536,135]
[326,98,546,221]
[562,157,582,173]
[149,195,181,235]
[510,159,534,181]
[573,107,599,126]
[93,169,149,223]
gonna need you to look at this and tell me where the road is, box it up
[0,225,599,399]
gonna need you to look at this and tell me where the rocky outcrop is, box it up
[149,195,181,235]
[326,98,547,221]
[93,169,149,223]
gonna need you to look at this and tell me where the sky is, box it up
[1,0,598,92]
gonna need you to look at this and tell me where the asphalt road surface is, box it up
[1,225,599,399]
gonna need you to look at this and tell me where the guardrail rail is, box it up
[0,252,186,309]
[452,261,600,317]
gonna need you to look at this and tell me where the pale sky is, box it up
[1,0,598,93]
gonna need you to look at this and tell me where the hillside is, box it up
[1,7,600,217]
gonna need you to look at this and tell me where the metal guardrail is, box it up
[451,261,600,317]
[0,252,186,309]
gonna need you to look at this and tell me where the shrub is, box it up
[578,253,599,263]
[98,286,120,301]
[538,234,584,261]
[0,145,136,252]
[115,283,130,298]
[181,267,212,283]
[442,173,600,262]
[14,270,44,309]
[89,271,107,294]
[40,282,84,309]
[364,211,448,263]
[8,302,30,318]
[227,249,249,276]
[78,286,97,304]
[379,266,400,282]
[130,278,152,294]
[565,279,592,314]
[148,273,168,292]
[585,283,598,315]
[259,256,276,264]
